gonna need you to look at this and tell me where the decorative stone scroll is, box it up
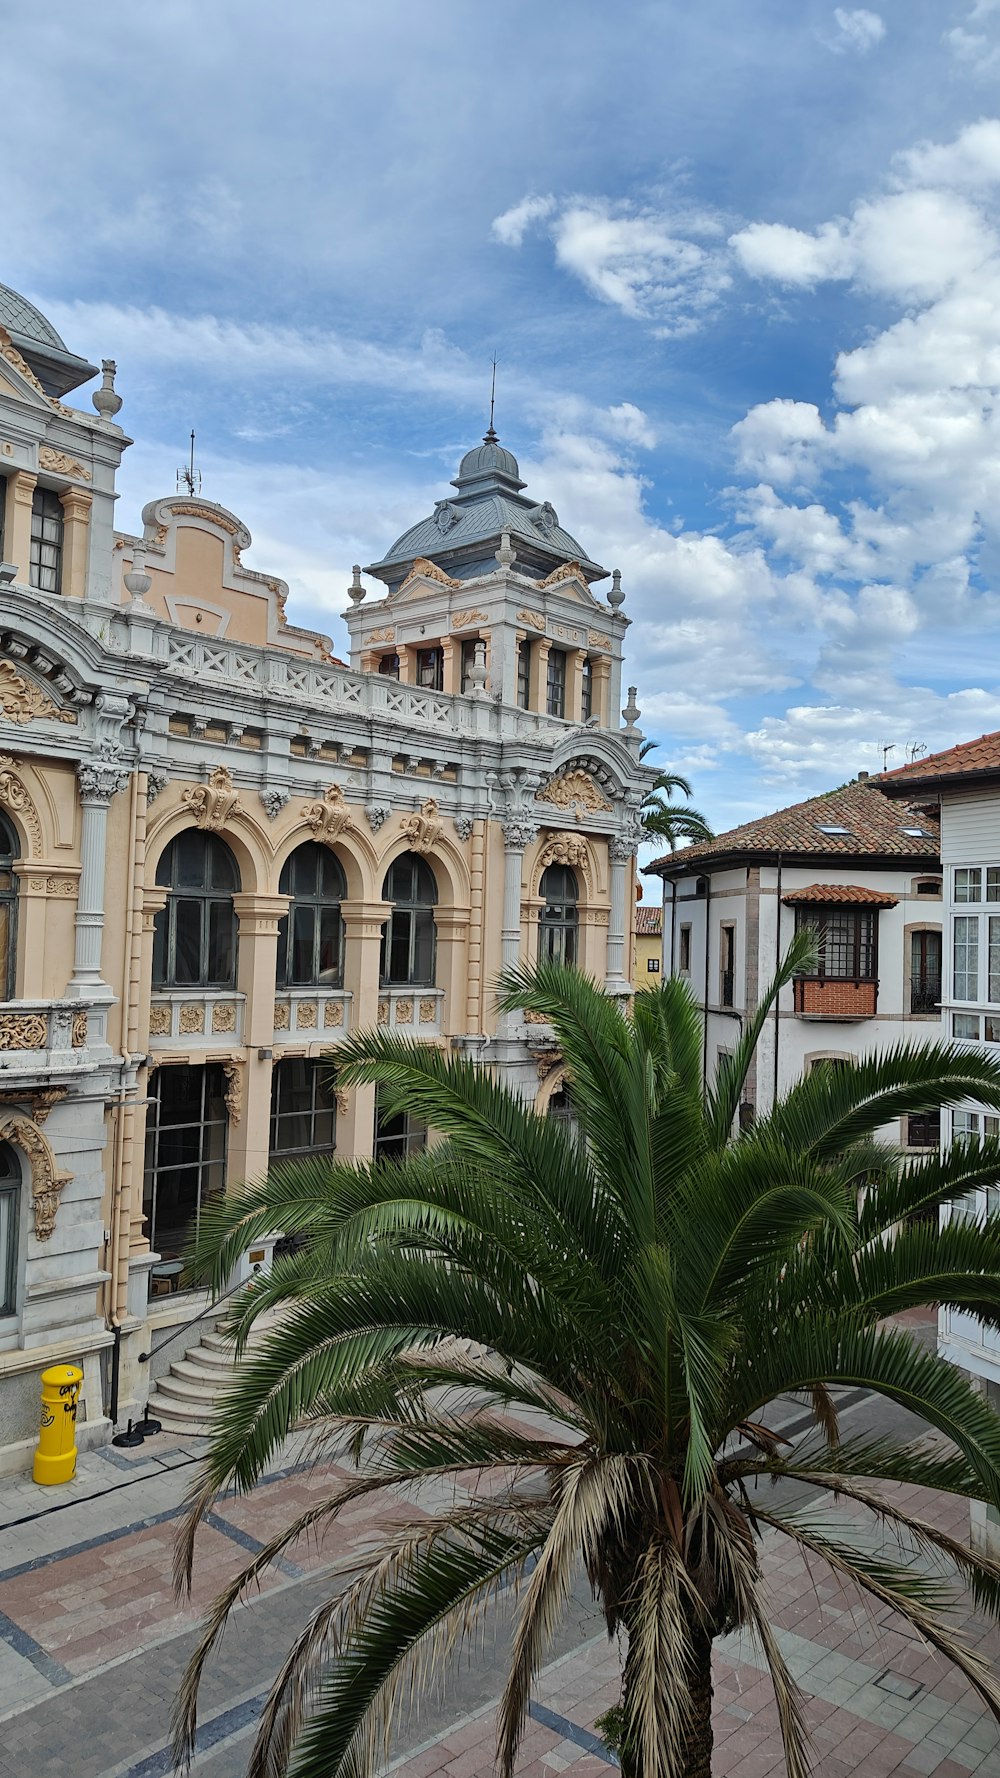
[0,1115,73,1242]
[71,1012,87,1049]
[0,1087,68,1126]
[394,998,414,1025]
[400,797,443,853]
[182,766,240,831]
[0,660,76,726]
[539,559,585,588]
[0,757,43,852]
[587,630,611,651]
[38,446,91,481]
[516,608,545,631]
[303,783,354,845]
[324,1000,345,1028]
[0,1013,47,1050]
[222,1059,243,1125]
[400,557,462,591]
[535,770,612,817]
[148,1005,171,1035]
[451,610,488,630]
[535,1051,562,1081]
[369,626,396,644]
[538,834,590,874]
[211,1002,237,1033]
[419,998,438,1025]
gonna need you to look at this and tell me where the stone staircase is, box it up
[145,1321,272,1439]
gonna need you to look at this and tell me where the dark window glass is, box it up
[721,925,735,1007]
[539,863,578,966]
[416,647,443,691]
[142,1065,228,1262]
[795,907,877,980]
[517,639,531,709]
[378,654,400,679]
[153,833,239,988]
[0,476,7,561]
[581,656,593,721]
[0,812,18,1001]
[381,856,437,985]
[277,843,345,987]
[270,1057,337,1159]
[679,925,692,973]
[29,488,63,594]
[907,1110,941,1148]
[374,1089,427,1162]
[0,1141,18,1316]
[546,649,566,718]
[910,929,942,1014]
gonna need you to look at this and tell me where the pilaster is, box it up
[69,761,131,1000]
[339,897,392,1155]
[8,471,36,579]
[59,488,93,598]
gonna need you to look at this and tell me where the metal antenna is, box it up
[176,429,202,496]
[880,741,896,771]
[485,355,498,441]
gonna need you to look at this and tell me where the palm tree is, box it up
[640,767,713,851]
[175,935,1000,1778]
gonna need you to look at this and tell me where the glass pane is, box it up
[989,917,1000,1003]
[953,1012,980,1038]
[318,908,342,983]
[0,1183,17,1315]
[291,904,316,983]
[175,830,208,889]
[207,901,234,985]
[412,908,436,984]
[955,868,981,903]
[208,839,238,892]
[988,868,1000,902]
[953,915,979,1001]
[173,900,203,984]
[276,913,289,984]
[0,902,10,998]
[388,909,412,983]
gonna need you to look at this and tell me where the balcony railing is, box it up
[720,969,735,1008]
[793,975,877,1019]
[148,990,245,1047]
[377,986,444,1036]
[273,988,352,1042]
[0,997,101,1075]
[910,977,942,1015]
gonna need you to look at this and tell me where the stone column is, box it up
[59,488,93,598]
[529,639,551,714]
[230,893,289,1186]
[7,471,36,579]
[566,649,587,723]
[69,761,130,998]
[339,897,392,1156]
[606,836,635,995]
[500,821,536,976]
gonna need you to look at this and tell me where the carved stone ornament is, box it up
[145,770,168,804]
[400,556,462,591]
[378,999,389,1025]
[273,1001,290,1030]
[434,501,461,534]
[516,608,545,631]
[259,787,289,822]
[587,629,611,651]
[0,326,53,404]
[453,815,475,842]
[222,1059,243,1125]
[0,1013,47,1050]
[324,999,345,1028]
[535,770,612,817]
[501,818,538,851]
[368,626,396,644]
[395,997,414,1025]
[212,1002,237,1033]
[179,1003,205,1035]
[71,1012,87,1049]
[38,445,91,482]
[366,803,389,832]
[609,834,638,862]
[0,1086,69,1126]
[539,559,584,588]
[148,1005,171,1035]
[535,1051,562,1081]
[182,766,240,831]
[44,876,77,897]
[303,783,354,845]
[78,761,130,805]
[0,758,43,851]
[538,834,590,877]
[451,610,488,630]
[0,659,76,726]
[419,997,438,1024]
[0,1115,73,1242]
[297,1001,318,1029]
[528,501,560,536]
[334,1086,350,1116]
[523,1008,550,1025]
[400,797,444,853]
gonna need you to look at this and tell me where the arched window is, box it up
[153,832,239,989]
[0,1142,21,1317]
[0,813,19,1001]
[381,856,437,986]
[277,843,345,987]
[538,864,578,966]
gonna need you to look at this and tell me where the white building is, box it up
[644,775,943,1126]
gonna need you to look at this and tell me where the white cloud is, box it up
[490,194,556,247]
[831,9,886,54]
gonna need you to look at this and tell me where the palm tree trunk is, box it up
[617,1610,714,1778]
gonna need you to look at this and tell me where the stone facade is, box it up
[0,286,652,1470]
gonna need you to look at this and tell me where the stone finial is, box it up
[608,568,625,609]
[348,565,366,604]
[495,529,516,568]
[622,686,641,734]
[123,544,153,609]
[93,359,123,423]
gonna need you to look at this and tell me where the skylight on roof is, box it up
[817,823,852,835]
[902,826,931,838]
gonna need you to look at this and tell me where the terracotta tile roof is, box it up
[880,729,1000,792]
[782,883,899,907]
[635,904,663,935]
[645,778,939,878]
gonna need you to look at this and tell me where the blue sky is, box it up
[7,0,1000,870]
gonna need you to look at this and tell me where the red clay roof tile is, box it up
[782,883,899,906]
[645,778,938,876]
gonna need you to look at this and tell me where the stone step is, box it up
[145,1392,216,1437]
[156,1371,230,1405]
[168,1357,234,1388]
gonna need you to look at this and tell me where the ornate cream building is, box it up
[0,285,651,1468]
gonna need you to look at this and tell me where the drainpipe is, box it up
[702,876,712,1091]
[773,854,783,1111]
[669,878,677,976]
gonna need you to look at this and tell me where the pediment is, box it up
[0,329,57,412]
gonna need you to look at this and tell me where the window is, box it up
[987,1016,1000,1043]
[416,647,443,691]
[460,638,480,693]
[907,1110,941,1148]
[720,924,735,1007]
[142,1064,228,1261]
[0,1143,18,1317]
[955,868,982,903]
[374,1090,427,1162]
[808,1056,851,1076]
[954,1012,980,1039]
[910,930,942,1014]
[546,648,566,718]
[277,843,345,988]
[381,856,437,985]
[29,488,63,593]
[795,906,876,980]
[915,878,941,897]
[647,956,660,974]
[153,832,239,988]
[539,863,578,966]
[990,917,1000,1004]
[679,924,692,974]
[516,639,531,709]
[270,1058,336,1159]
[378,653,400,679]
[581,656,593,721]
[989,869,1000,902]
[953,915,979,1002]
[0,813,18,1001]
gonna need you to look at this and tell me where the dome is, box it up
[452,429,525,492]
[0,282,97,398]
[0,284,68,352]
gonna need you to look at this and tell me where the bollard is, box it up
[33,1363,83,1485]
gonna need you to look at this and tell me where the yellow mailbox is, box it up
[33,1363,83,1485]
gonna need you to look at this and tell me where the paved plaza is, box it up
[0,1321,997,1777]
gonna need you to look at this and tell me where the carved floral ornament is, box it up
[539,559,586,588]
[0,659,77,727]
[38,445,91,482]
[302,783,354,845]
[400,797,444,854]
[0,1114,73,1242]
[535,770,613,818]
[399,557,462,592]
[182,766,241,832]
[0,756,43,852]
[538,833,591,879]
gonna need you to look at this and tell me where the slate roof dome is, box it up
[0,281,97,397]
[452,429,526,491]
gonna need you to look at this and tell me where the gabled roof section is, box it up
[365,431,607,592]
[782,884,899,907]
[645,778,940,878]
[880,729,1000,796]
